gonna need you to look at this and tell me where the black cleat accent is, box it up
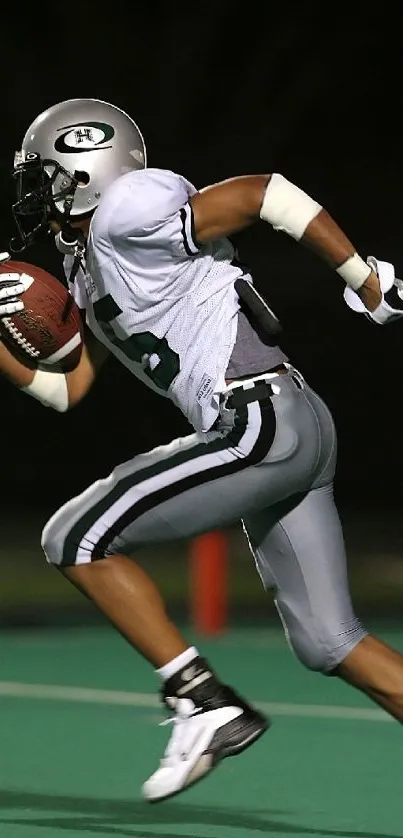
[163,654,270,747]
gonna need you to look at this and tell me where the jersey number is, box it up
[93,294,180,392]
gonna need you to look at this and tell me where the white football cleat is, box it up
[142,657,269,803]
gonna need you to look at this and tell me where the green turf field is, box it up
[1,624,402,838]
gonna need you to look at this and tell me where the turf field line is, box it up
[0,681,391,722]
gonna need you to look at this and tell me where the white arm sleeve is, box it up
[259,173,322,240]
[22,369,69,412]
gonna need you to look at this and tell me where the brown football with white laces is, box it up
[0,260,83,372]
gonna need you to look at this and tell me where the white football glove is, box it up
[344,256,403,325]
[0,251,25,316]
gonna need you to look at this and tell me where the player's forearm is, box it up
[299,208,381,312]
[259,174,381,310]
[0,332,108,411]
[192,173,381,311]
[66,331,109,407]
[0,340,36,388]
[27,337,108,411]
[0,339,68,411]
[0,340,69,410]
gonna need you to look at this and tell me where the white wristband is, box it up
[22,368,69,412]
[259,173,322,240]
[336,253,371,291]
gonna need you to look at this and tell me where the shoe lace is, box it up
[158,698,203,768]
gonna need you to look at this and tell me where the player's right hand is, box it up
[344,257,403,326]
[0,252,25,316]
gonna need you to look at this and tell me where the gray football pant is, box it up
[42,370,367,672]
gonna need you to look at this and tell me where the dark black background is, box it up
[1,2,402,513]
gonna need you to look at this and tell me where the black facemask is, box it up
[10,152,79,252]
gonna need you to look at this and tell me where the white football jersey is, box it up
[64,167,250,432]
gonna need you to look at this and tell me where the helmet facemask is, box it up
[11,151,80,252]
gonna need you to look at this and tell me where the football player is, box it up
[1,99,403,802]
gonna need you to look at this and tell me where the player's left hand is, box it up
[344,257,403,325]
[0,253,26,317]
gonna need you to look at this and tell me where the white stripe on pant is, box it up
[42,372,367,672]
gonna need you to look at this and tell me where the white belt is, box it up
[222,363,304,396]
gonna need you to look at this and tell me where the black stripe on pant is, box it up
[62,393,275,566]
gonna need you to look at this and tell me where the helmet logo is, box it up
[55,122,115,154]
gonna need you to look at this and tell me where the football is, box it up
[0,261,83,372]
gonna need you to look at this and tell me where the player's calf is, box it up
[142,655,270,803]
[335,634,403,723]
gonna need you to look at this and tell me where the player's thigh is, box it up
[243,484,367,672]
[41,431,201,565]
[44,456,287,568]
[42,380,327,567]
[42,409,307,567]
[57,448,323,567]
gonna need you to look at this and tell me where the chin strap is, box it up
[55,226,86,322]
[55,223,82,254]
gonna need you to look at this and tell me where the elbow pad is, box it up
[259,173,322,240]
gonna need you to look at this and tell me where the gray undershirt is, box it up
[225,309,288,379]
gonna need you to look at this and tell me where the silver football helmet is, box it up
[11,98,147,251]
